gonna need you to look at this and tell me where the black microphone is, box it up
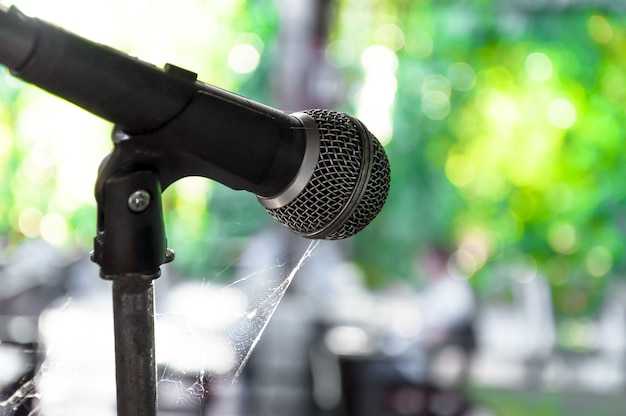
[0,6,390,240]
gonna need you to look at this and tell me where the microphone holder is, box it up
[91,130,176,416]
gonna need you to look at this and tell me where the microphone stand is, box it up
[92,134,175,416]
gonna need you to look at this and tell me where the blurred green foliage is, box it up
[1,0,626,318]
[350,1,626,318]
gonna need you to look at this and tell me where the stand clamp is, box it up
[92,169,174,280]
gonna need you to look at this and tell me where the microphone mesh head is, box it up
[263,109,391,240]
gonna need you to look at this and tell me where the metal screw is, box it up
[165,248,175,263]
[128,190,151,212]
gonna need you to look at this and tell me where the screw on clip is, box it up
[128,190,151,213]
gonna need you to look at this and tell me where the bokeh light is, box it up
[447,62,476,91]
[588,15,614,44]
[228,33,264,74]
[40,212,68,246]
[525,52,553,82]
[445,154,476,188]
[548,98,577,129]
[585,246,613,278]
[548,222,578,255]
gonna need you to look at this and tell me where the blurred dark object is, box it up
[0,239,74,414]
[337,356,472,416]
[0,239,71,318]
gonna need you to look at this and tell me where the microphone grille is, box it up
[263,109,390,240]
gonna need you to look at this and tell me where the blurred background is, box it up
[1,0,626,415]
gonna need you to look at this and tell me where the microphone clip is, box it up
[91,167,174,281]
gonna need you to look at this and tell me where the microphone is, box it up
[0,6,390,240]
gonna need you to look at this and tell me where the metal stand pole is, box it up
[112,277,157,416]
[92,168,172,416]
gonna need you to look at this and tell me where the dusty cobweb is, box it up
[154,234,319,411]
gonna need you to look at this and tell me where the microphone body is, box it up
[0,6,390,240]
[1,6,303,198]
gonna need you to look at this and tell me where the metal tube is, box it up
[112,276,157,416]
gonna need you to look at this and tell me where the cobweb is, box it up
[154,235,320,411]
[0,379,37,416]
[0,231,320,415]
